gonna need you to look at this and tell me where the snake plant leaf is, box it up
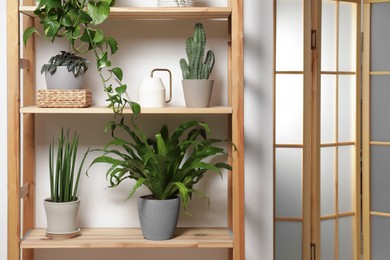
[87,1,110,25]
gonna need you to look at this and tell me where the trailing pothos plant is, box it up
[23,0,134,114]
[88,110,234,212]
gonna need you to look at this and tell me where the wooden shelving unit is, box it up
[20,105,233,114]
[21,228,233,249]
[8,1,244,260]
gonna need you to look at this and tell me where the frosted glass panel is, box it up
[338,75,356,142]
[371,216,390,259]
[338,216,353,260]
[321,219,335,260]
[371,3,390,71]
[275,148,302,217]
[275,221,302,260]
[338,2,357,72]
[321,75,336,143]
[321,0,337,71]
[276,0,303,71]
[370,76,390,141]
[338,146,353,213]
[275,75,303,144]
[321,147,335,215]
[371,146,390,213]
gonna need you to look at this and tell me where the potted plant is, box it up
[180,23,215,108]
[23,0,132,113]
[43,51,88,89]
[89,104,233,240]
[44,128,89,237]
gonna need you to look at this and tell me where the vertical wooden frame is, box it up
[21,0,36,260]
[362,2,371,260]
[7,0,21,259]
[231,0,245,259]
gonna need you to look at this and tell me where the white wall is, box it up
[1,0,274,259]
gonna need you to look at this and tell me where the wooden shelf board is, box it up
[19,6,232,19]
[21,228,233,249]
[20,105,232,114]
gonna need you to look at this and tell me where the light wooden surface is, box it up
[7,0,21,259]
[20,105,233,114]
[362,3,371,260]
[19,6,232,19]
[21,228,234,249]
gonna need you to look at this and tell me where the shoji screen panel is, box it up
[321,1,360,260]
[274,0,309,259]
[363,1,390,259]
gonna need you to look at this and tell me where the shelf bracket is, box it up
[19,59,30,70]
[20,183,30,199]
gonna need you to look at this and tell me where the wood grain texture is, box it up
[21,228,234,249]
[20,105,233,114]
[19,6,232,19]
[7,0,21,259]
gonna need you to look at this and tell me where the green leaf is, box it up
[130,102,141,118]
[93,29,104,43]
[111,67,123,81]
[23,27,38,47]
[126,177,146,200]
[155,134,167,156]
[106,37,119,54]
[78,10,93,23]
[43,19,61,38]
[115,84,127,95]
[87,1,110,25]
[97,51,111,70]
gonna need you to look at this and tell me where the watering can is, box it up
[138,68,172,108]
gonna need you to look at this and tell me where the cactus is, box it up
[180,23,215,80]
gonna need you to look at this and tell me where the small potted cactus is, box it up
[180,23,215,107]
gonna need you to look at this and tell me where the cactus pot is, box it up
[182,79,214,108]
[44,198,80,235]
[45,66,84,89]
[137,195,180,240]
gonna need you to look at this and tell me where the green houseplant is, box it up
[180,23,215,108]
[44,128,89,236]
[43,51,89,89]
[23,0,131,113]
[88,105,233,240]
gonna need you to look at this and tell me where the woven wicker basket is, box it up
[36,89,92,108]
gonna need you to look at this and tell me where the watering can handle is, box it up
[151,68,172,103]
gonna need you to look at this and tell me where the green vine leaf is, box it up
[78,10,92,23]
[43,19,61,38]
[93,29,104,43]
[87,1,110,25]
[106,37,119,55]
[111,67,123,81]
[115,84,127,95]
[23,27,38,47]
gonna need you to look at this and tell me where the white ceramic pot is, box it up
[45,66,84,89]
[44,198,80,234]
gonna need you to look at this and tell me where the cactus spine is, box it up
[180,23,215,80]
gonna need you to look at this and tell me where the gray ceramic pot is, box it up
[45,66,84,89]
[44,198,80,234]
[137,195,180,240]
[182,79,214,108]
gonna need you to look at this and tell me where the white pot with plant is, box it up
[42,51,88,89]
[44,128,89,237]
[180,23,215,108]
